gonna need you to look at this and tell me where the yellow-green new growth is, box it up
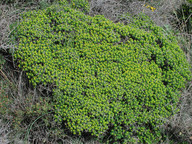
[13,2,191,143]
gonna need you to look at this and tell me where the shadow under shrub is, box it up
[11,0,192,143]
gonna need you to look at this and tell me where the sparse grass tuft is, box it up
[0,119,10,144]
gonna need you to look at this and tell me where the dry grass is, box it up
[89,0,122,22]
[160,82,192,144]
[0,4,19,52]
[0,119,11,144]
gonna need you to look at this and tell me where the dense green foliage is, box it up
[187,0,192,4]
[12,1,191,143]
[69,0,89,14]
[58,0,90,14]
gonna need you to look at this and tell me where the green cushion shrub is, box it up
[58,0,90,14]
[187,0,192,4]
[13,1,191,143]
[69,0,89,14]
